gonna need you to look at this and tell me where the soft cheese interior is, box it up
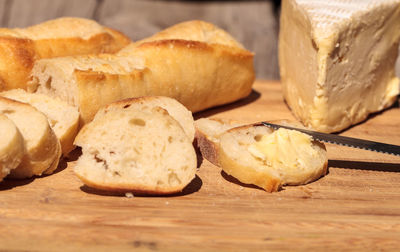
[279,0,400,133]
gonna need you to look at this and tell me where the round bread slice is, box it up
[219,123,328,192]
[94,96,195,142]
[1,89,79,155]
[74,107,197,194]
[0,97,61,179]
[0,114,25,181]
[194,118,244,166]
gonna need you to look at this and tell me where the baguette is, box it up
[74,107,197,194]
[0,114,24,181]
[95,96,195,142]
[0,17,131,91]
[218,123,328,192]
[0,97,61,178]
[29,20,255,125]
[1,89,79,155]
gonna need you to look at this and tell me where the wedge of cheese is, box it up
[279,0,400,133]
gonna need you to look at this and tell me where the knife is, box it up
[261,122,400,157]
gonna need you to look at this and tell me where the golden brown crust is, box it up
[30,20,254,125]
[219,147,282,192]
[74,172,185,195]
[0,18,130,91]
[0,37,36,90]
[103,27,132,53]
[132,20,246,49]
[136,38,254,58]
[74,38,254,124]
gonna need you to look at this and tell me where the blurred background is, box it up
[0,0,398,80]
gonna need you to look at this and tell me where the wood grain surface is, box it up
[1,80,400,251]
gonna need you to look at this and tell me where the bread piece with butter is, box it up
[218,122,328,192]
[0,97,61,178]
[194,118,244,166]
[0,17,131,91]
[28,20,255,125]
[1,89,79,155]
[95,96,195,142]
[74,107,197,194]
[279,0,400,133]
[0,114,25,181]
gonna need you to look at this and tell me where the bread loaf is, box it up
[1,89,79,155]
[95,96,195,142]
[0,17,131,91]
[74,107,197,194]
[0,97,61,178]
[0,114,24,181]
[29,20,255,125]
[218,123,328,192]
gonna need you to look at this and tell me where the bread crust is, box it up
[195,129,220,166]
[194,118,244,166]
[74,172,189,195]
[0,17,130,91]
[0,37,36,91]
[31,21,255,125]
[74,38,254,124]
[131,20,246,49]
[219,146,282,192]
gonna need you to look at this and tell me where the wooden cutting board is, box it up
[1,80,400,251]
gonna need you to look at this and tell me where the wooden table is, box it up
[1,80,400,251]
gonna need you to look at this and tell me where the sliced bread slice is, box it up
[1,89,79,155]
[194,118,243,166]
[0,97,61,178]
[0,114,25,181]
[74,107,197,194]
[218,123,328,192]
[95,96,195,142]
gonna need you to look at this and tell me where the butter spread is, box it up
[248,128,318,173]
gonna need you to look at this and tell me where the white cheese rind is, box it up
[279,0,400,132]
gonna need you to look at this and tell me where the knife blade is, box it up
[261,122,400,156]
